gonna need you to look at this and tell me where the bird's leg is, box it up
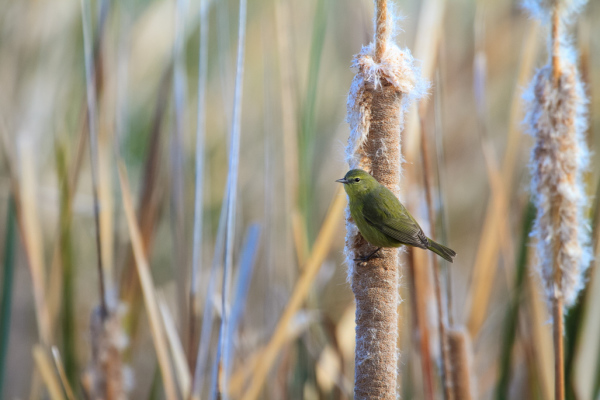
[354,247,382,262]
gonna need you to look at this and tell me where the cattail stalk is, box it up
[523,1,591,399]
[345,1,424,398]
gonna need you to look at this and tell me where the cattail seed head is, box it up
[447,327,477,400]
[84,303,131,400]
[344,39,426,281]
[525,57,591,308]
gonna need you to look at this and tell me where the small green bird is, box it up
[337,169,456,263]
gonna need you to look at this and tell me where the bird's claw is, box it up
[353,247,382,263]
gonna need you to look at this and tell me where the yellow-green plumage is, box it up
[338,169,456,262]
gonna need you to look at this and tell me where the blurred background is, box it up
[0,0,599,399]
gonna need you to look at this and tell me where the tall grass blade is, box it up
[190,0,211,367]
[225,224,262,373]
[18,139,51,344]
[80,0,108,316]
[191,185,228,400]
[158,294,192,399]
[0,196,16,397]
[172,0,189,334]
[118,164,178,400]
[51,347,77,400]
[33,346,65,400]
[55,146,77,389]
[216,0,248,396]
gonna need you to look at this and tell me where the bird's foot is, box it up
[354,247,382,262]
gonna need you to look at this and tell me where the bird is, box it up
[337,169,456,263]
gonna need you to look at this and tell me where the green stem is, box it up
[0,196,17,397]
[56,146,77,388]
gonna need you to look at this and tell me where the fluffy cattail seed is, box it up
[524,0,591,310]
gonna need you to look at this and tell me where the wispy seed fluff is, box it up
[344,39,426,282]
[524,1,591,308]
[522,0,588,23]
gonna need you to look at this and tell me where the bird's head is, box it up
[336,169,379,197]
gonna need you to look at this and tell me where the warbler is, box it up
[337,169,456,262]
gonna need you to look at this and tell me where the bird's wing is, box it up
[362,187,429,248]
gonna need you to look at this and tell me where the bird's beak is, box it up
[336,178,349,184]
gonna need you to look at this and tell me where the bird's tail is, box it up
[427,238,456,263]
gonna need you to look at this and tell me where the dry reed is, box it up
[33,346,65,400]
[119,165,179,400]
[189,0,210,369]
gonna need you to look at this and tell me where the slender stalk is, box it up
[172,0,189,340]
[80,0,107,317]
[554,298,565,400]
[119,166,178,400]
[56,146,77,389]
[51,347,77,400]
[551,6,561,84]
[224,225,262,380]
[191,184,228,399]
[0,196,16,396]
[189,0,210,368]
[433,68,453,325]
[217,0,248,396]
[374,0,390,62]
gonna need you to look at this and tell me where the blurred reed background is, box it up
[0,0,599,399]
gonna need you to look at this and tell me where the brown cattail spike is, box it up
[344,2,426,398]
[350,82,403,399]
[84,305,130,400]
[447,327,476,400]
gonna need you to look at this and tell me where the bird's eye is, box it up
[354,178,361,182]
